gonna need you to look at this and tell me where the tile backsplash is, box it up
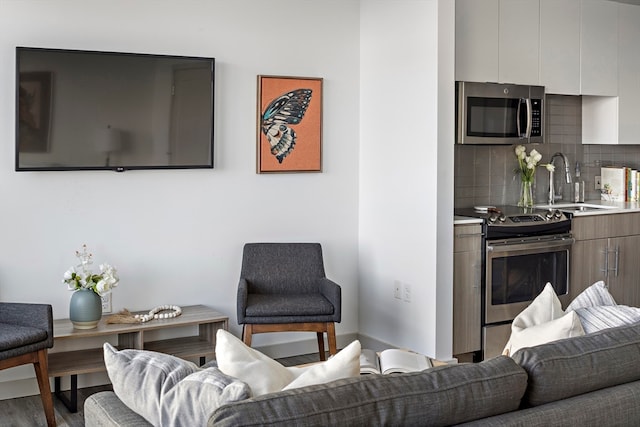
[454,95,640,208]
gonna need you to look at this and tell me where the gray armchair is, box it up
[0,302,56,427]
[237,243,341,361]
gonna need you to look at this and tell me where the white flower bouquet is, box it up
[514,145,555,207]
[62,244,119,296]
[514,145,555,182]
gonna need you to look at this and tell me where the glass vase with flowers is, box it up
[62,244,119,329]
[514,145,554,208]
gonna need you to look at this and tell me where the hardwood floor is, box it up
[0,353,319,427]
[0,384,112,427]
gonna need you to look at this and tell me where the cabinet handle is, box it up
[473,263,481,288]
[613,246,620,278]
[601,247,609,278]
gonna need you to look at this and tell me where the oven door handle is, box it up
[487,237,575,253]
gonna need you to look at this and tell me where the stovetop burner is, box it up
[455,205,571,238]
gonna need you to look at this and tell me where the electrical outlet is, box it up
[403,283,411,302]
[101,293,112,313]
[393,280,401,299]
[595,175,602,190]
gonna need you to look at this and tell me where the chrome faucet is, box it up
[548,152,572,204]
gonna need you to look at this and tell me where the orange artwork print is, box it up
[257,75,322,173]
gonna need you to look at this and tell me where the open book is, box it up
[359,348,433,375]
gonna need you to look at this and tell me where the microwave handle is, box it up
[516,99,523,137]
[525,98,532,138]
[517,98,533,139]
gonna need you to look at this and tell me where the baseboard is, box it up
[355,333,395,352]
[252,332,411,359]
[0,378,40,400]
[253,332,458,364]
[0,371,111,400]
[254,332,360,359]
[350,333,458,364]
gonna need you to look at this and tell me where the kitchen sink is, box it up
[535,203,618,214]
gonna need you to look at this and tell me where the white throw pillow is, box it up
[508,310,585,356]
[103,343,250,426]
[567,280,617,312]
[283,339,361,390]
[215,329,361,397]
[503,283,585,356]
[215,330,295,396]
[512,283,565,332]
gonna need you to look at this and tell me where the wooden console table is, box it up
[49,305,228,412]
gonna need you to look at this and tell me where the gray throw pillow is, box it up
[160,367,250,426]
[566,280,617,311]
[103,343,250,427]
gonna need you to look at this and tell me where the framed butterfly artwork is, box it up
[256,75,323,173]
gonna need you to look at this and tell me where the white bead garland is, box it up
[135,305,182,323]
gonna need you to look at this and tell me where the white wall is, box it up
[435,0,455,361]
[0,0,457,400]
[0,0,361,397]
[359,0,454,360]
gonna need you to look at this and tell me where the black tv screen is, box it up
[16,47,214,171]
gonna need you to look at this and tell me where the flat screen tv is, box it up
[16,47,215,171]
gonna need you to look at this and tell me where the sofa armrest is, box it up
[318,278,341,322]
[84,391,152,427]
[236,279,249,324]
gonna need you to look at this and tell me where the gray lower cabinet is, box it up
[571,213,640,307]
[453,224,482,355]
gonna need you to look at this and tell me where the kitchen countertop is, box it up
[454,215,483,225]
[454,200,640,225]
[534,200,640,217]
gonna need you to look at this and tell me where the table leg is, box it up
[54,375,78,412]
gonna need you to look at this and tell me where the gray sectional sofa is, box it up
[85,321,640,426]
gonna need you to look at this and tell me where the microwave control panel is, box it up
[531,99,542,136]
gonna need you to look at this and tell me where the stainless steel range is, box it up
[455,206,574,360]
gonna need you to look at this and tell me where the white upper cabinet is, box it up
[455,0,499,82]
[580,0,618,96]
[499,0,540,85]
[456,0,640,144]
[582,96,619,145]
[456,0,540,84]
[539,0,580,95]
[618,3,640,144]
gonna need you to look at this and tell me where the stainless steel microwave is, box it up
[456,82,544,145]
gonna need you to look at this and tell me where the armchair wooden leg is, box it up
[242,324,253,347]
[327,322,337,357]
[34,349,56,427]
[316,332,326,361]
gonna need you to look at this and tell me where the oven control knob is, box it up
[545,210,554,220]
[488,214,497,223]
[554,209,563,219]
[498,214,506,222]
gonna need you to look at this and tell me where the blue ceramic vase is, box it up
[69,289,102,329]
